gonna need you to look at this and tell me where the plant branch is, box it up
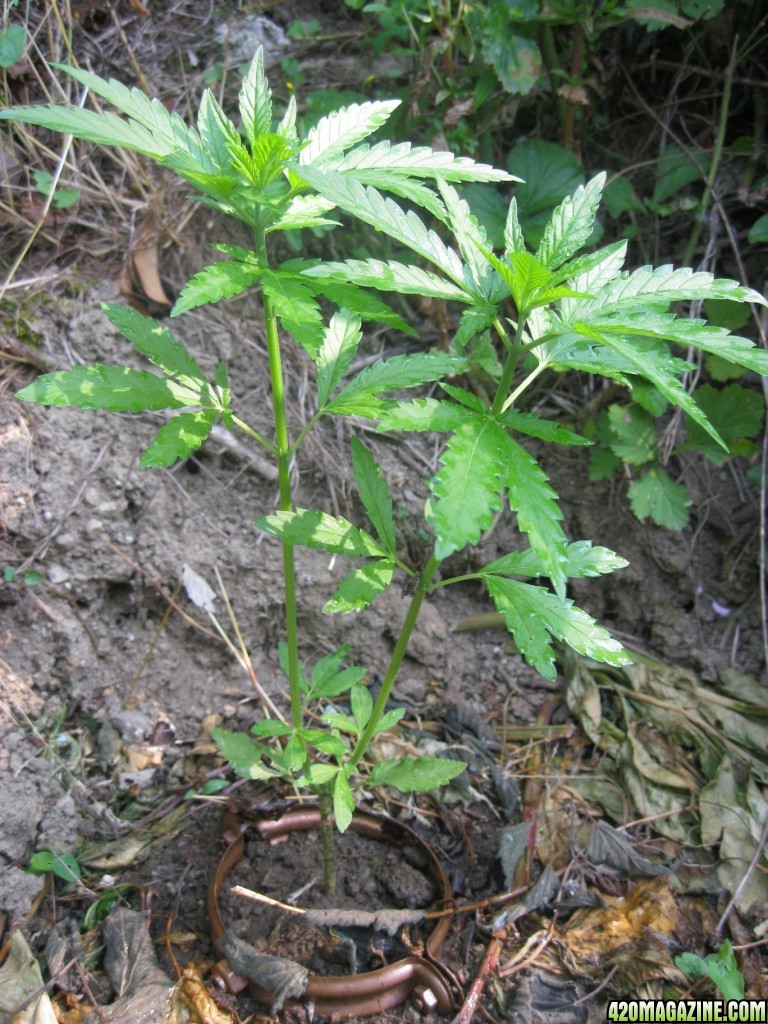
[231,415,278,454]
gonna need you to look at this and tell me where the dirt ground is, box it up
[1,2,767,1022]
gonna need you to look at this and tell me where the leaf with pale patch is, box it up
[327,139,514,182]
[268,194,340,232]
[323,561,395,613]
[210,727,276,780]
[368,757,467,793]
[334,771,355,832]
[628,467,691,530]
[257,509,388,558]
[171,260,262,316]
[141,410,217,467]
[437,180,491,296]
[101,303,206,383]
[17,365,190,413]
[483,540,628,579]
[377,397,468,433]
[486,577,630,681]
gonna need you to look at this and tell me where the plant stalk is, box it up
[348,552,442,771]
[318,790,337,895]
[491,316,527,416]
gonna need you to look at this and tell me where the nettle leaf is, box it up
[141,409,217,467]
[239,48,272,147]
[430,417,506,559]
[291,168,466,284]
[101,303,205,382]
[301,100,401,166]
[377,397,469,433]
[685,383,765,463]
[257,509,388,558]
[17,365,189,413]
[327,139,514,183]
[500,409,590,446]
[536,173,605,272]
[350,437,396,553]
[334,771,355,832]
[628,467,691,530]
[210,727,276,780]
[327,352,464,416]
[486,576,631,681]
[316,309,362,408]
[325,560,395,614]
[484,540,628,579]
[606,403,658,465]
[303,258,470,303]
[368,756,466,793]
[500,433,568,598]
[171,260,262,316]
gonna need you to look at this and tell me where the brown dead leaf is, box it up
[116,216,173,317]
[171,964,235,1024]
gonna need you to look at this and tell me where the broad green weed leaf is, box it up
[101,303,205,382]
[350,437,396,553]
[327,352,464,415]
[17,365,189,412]
[290,168,466,284]
[261,268,324,354]
[171,260,262,316]
[439,384,485,411]
[500,433,568,597]
[238,48,272,147]
[508,140,584,246]
[251,719,293,737]
[483,540,628,579]
[684,383,765,463]
[455,305,498,348]
[269,194,339,232]
[675,941,744,1002]
[300,728,347,757]
[0,102,166,156]
[316,309,362,407]
[303,259,470,303]
[305,275,413,335]
[324,560,395,613]
[258,509,388,558]
[368,756,466,793]
[628,466,691,530]
[537,173,605,272]
[371,707,406,736]
[486,576,630,681]
[606,404,658,464]
[334,771,355,832]
[309,645,349,689]
[430,417,506,559]
[438,181,491,296]
[301,100,400,166]
[499,409,590,446]
[298,764,340,787]
[141,410,217,467]
[197,89,239,172]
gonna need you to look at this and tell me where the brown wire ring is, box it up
[208,802,461,1017]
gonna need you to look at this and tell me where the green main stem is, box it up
[348,552,442,771]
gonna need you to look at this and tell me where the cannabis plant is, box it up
[4,51,766,885]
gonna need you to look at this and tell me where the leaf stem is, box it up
[231,415,278,454]
[348,552,441,770]
[491,315,527,416]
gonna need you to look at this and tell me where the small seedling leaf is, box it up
[315,309,362,407]
[172,260,262,316]
[323,560,395,614]
[350,437,396,553]
[210,727,275,779]
[141,409,217,467]
[350,684,374,731]
[333,771,355,833]
[258,509,388,558]
[368,756,466,793]
[17,365,189,413]
[675,940,744,1002]
[628,467,691,530]
[29,850,81,882]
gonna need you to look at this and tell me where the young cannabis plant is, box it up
[5,50,767,872]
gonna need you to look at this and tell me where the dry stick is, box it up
[123,582,182,707]
[450,935,503,1024]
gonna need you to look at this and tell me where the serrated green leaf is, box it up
[299,728,347,757]
[277,93,298,144]
[455,305,498,348]
[0,103,169,159]
[247,133,294,188]
[430,416,506,559]
[290,168,466,285]
[536,173,605,271]
[197,89,239,173]
[301,100,400,166]
[551,240,627,289]
[606,403,658,464]
[368,756,466,793]
[372,707,406,736]
[504,197,526,255]
[499,409,590,446]
[297,763,340,787]
[325,138,514,183]
[251,719,293,737]
[171,260,262,316]
[261,268,324,354]
[350,437,396,553]
[307,278,414,335]
[101,303,206,382]
[316,309,362,407]
[302,259,471,303]
[323,560,395,613]
[141,409,217,467]
[437,180,491,296]
[499,432,568,598]
[210,727,276,779]
[377,397,469,433]
[483,540,628,579]
[628,466,690,530]
[486,576,631,681]
[239,48,272,147]
[17,365,189,413]
[327,352,464,416]
[486,249,554,313]
[269,194,340,232]
[257,509,388,558]
[334,771,355,832]
[684,383,765,463]
[282,733,308,772]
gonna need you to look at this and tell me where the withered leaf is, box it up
[585,820,668,877]
[219,929,309,1014]
[302,906,425,935]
